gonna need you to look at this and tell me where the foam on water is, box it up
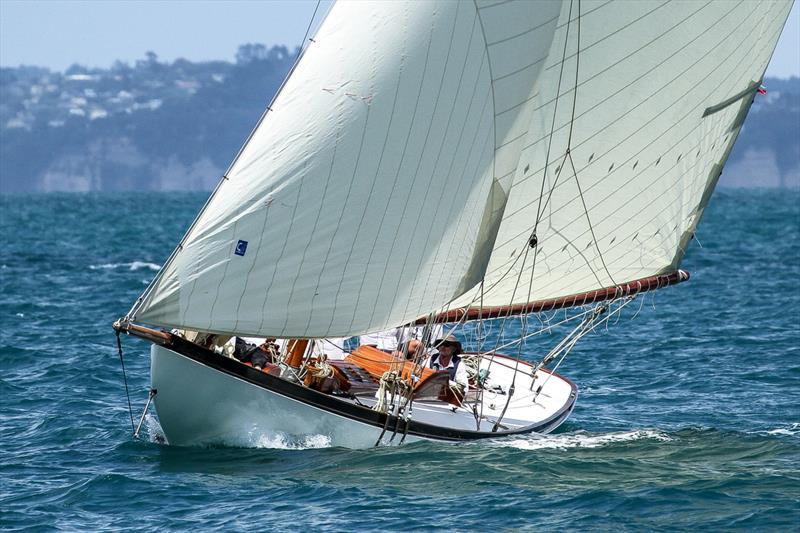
[89,261,161,271]
[248,431,333,450]
[491,429,672,450]
[766,422,800,436]
[143,414,166,444]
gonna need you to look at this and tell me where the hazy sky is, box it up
[1,0,798,77]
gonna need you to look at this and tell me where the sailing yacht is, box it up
[114,0,793,448]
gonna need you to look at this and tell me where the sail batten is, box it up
[131,0,792,338]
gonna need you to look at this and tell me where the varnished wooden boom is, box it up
[414,270,690,325]
[113,320,172,345]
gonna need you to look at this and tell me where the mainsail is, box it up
[451,0,793,313]
[131,0,793,338]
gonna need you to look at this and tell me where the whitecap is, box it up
[89,261,161,271]
[766,423,799,436]
[492,429,671,450]
[15,313,24,317]
[129,261,161,271]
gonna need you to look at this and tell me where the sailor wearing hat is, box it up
[426,334,469,393]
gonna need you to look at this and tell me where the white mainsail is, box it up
[132,0,792,336]
[452,0,793,310]
[134,0,562,337]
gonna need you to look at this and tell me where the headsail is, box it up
[450,0,793,313]
[132,0,564,337]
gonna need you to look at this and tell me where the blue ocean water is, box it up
[1,189,798,531]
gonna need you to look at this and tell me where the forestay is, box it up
[451,0,792,311]
[132,0,564,337]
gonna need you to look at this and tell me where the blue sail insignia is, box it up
[234,240,248,257]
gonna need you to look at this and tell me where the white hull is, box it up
[151,345,408,448]
[150,343,576,448]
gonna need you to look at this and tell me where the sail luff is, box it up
[128,5,330,323]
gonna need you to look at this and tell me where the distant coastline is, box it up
[1,45,797,192]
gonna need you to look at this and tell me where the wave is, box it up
[491,429,672,450]
[89,261,161,271]
[766,423,800,436]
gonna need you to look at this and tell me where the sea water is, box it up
[1,189,798,531]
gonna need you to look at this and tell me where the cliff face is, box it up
[0,45,294,193]
[0,48,797,192]
[34,136,223,192]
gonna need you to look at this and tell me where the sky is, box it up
[0,0,798,78]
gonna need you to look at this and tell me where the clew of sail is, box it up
[132,0,565,337]
[449,0,793,313]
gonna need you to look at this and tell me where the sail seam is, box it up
[359,15,439,328]
[500,0,776,243]
[385,5,463,323]
[492,113,747,288]
[420,89,494,306]
[543,0,676,73]
[481,18,773,303]
[339,29,410,334]
[499,109,719,251]
[206,220,241,330]
[232,195,273,332]
[472,0,497,176]
[257,163,307,333]
[494,143,746,297]
[396,7,485,321]
[505,0,764,215]
[278,106,344,335]
[309,100,373,335]
[513,0,747,163]
[413,53,494,315]
[429,122,496,308]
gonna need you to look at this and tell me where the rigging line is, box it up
[497,1,577,347]
[490,2,583,430]
[395,318,436,443]
[491,306,595,352]
[528,0,583,238]
[475,156,571,385]
[534,297,635,399]
[508,0,757,197]
[549,1,622,291]
[502,122,741,285]
[524,0,734,135]
[532,0,576,233]
[300,0,322,52]
[115,331,136,436]
[516,0,579,348]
